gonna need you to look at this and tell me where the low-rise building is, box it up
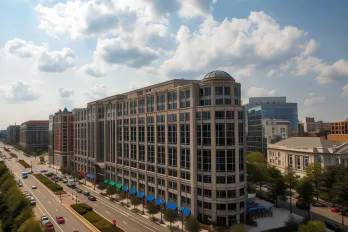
[267,137,348,178]
[6,125,20,143]
[20,120,49,151]
[328,118,348,143]
[262,118,291,145]
[301,117,330,133]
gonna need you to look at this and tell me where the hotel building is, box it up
[19,120,49,151]
[73,71,247,226]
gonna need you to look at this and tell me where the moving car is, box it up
[45,222,55,231]
[56,216,65,224]
[76,188,82,193]
[324,221,342,232]
[41,216,50,225]
[341,210,348,216]
[88,195,96,201]
[31,185,37,189]
[62,179,68,183]
[83,191,90,196]
[18,182,23,187]
[30,199,36,206]
[311,201,326,207]
[331,207,341,212]
[40,170,48,173]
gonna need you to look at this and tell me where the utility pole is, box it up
[289,173,292,214]
[31,161,33,173]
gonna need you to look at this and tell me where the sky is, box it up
[0,0,347,129]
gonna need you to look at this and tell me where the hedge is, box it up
[9,152,17,158]
[33,174,63,192]
[18,160,30,168]
[71,203,124,232]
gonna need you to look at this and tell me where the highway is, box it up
[1,148,91,232]
[1,144,169,232]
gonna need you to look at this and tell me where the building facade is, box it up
[6,125,20,143]
[0,130,7,139]
[301,117,330,133]
[267,137,348,178]
[48,115,54,164]
[327,119,348,143]
[53,108,74,168]
[19,120,49,151]
[262,118,290,144]
[73,70,247,226]
[245,97,298,134]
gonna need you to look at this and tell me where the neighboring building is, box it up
[6,125,20,143]
[73,70,247,226]
[267,137,348,178]
[327,119,348,143]
[262,118,291,145]
[245,97,298,134]
[48,115,54,165]
[53,107,74,168]
[301,117,330,133]
[19,120,49,151]
[0,130,7,139]
[298,121,305,136]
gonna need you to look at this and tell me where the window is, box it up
[168,125,177,144]
[216,86,223,96]
[138,99,145,113]
[158,178,165,187]
[198,149,211,172]
[180,124,190,145]
[180,89,190,108]
[123,126,129,141]
[296,155,301,169]
[131,126,136,141]
[168,114,177,122]
[228,203,236,211]
[181,148,190,170]
[238,123,244,145]
[147,95,154,112]
[148,146,154,163]
[227,150,235,172]
[157,146,165,165]
[216,150,226,172]
[139,126,145,142]
[226,123,234,145]
[168,168,177,177]
[203,202,211,209]
[238,111,243,120]
[147,125,154,143]
[203,189,212,197]
[215,111,225,119]
[130,144,137,160]
[217,204,226,211]
[181,184,191,193]
[196,112,201,120]
[202,124,211,145]
[239,188,245,196]
[202,111,211,120]
[157,125,165,143]
[157,94,165,111]
[130,100,137,115]
[216,176,226,184]
[289,155,293,168]
[239,149,244,171]
[303,156,309,170]
[226,111,234,119]
[168,92,177,110]
[203,175,211,183]
[234,87,240,105]
[217,216,226,226]
[216,123,225,146]
[227,175,235,184]
[228,190,236,198]
[181,171,190,180]
[168,181,177,190]
[168,147,177,167]
[139,145,145,162]
[199,87,211,106]
[197,124,202,145]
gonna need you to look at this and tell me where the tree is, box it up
[131,196,141,210]
[247,152,269,191]
[147,202,157,216]
[230,224,247,232]
[298,220,326,232]
[306,163,323,201]
[185,216,201,232]
[266,166,283,180]
[39,156,45,163]
[247,152,267,166]
[106,185,116,198]
[284,215,301,231]
[269,177,287,206]
[17,218,42,232]
[284,167,297,213]
[98,183,108,194]
[164,209,179,228]
[296,178,314,219]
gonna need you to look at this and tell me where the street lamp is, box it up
[31,161,33,173]
[160,197,163,224]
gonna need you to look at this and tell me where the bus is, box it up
[22,172,28,179]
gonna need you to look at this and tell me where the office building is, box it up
[0,130,7,139]
[262,119,291,144]
[267,137,348,178]
[246,97,298,134]
[48,115,54,164]
[52,107,74,168]
[73,70,247,226]
[6,124,20,143]
[20,120,49,151]
[301,117,330,133]
[328,118,348,142]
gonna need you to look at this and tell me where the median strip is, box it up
[18,159,30,168]
[33,173,66,194]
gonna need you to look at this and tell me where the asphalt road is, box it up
[1,144,169,232]
[1,149,91,232]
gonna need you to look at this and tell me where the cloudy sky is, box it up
[0,0,347,129]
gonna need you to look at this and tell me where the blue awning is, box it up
[155,198,166,205]
[130,188,136,196]
[183,208,191,216]
[247,200,254,204]
[166,202,177,210]
[146,195,154,202]
[123,186,128,192]
[87,174,91,178]
[137,192,144,198]
[90,174,94,179]
[180,206,185,212]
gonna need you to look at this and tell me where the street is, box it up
[1,144,169,232]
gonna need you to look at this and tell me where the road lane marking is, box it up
[123,221,127,224]
[56,209,59,212]
[106,211,110,214]
[48,201,52,204]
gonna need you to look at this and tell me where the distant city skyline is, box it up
[0,0,347,128]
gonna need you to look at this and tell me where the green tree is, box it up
[247,152,269,191]
[269,177,287,206]
[284,167,297,213]
[306,163,323,201]
[185,216,201,232]
[131,196,141,210]
[147,202,157,216]
[284,215,301,231]
[298,220,326,232]
[230,224,247,232]
[267,166,283,180]
[296,178,314,219]
[106,185,116,198]
[164,209,179,228]
[98,183,108,194]
[247,152,267,166]
[39,156,45,163]
[17,218,42,232]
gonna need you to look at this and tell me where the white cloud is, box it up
[247,87,278,98]
[4,39,76,73]
[58,87,74,98]
[0,81,40,103]
[303,39,319,56]
[315,59,348,84]
[83,84,108,101]
[342,84,348,97]
[178,0,217,19]
[304,96,325,106]
[129,82,150,90]
[79,64,106,78]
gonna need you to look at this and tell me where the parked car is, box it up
[311,201,326,207]
[88,196,96,201]
[56,216,65,224]
[41,216,50,225]
[296,199,309,210]
[340,210,348,216]
[83,191,90,196]
[18,182,23,187]
[31,185,37,189]
[331,207,341,212]
[62,179,68,183]
[40,170,48,173]
[45,222,55,231]
[30,199,36,206]
[325,221,342,232]
[76,188,82,193]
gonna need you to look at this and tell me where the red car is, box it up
[56,216,65,224]
[331,207,340,212]
[45,222,55,231]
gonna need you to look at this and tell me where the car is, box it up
[340,210,348,216]
[45,222,55,231]
[40,170,48,173]
[31,185,37,189]
[18,182,23,187]
[331,207,341,212]
[23,190,28,194]
[88,195,96,201]
[30,200,36,206]
[25,193,31,197]
[56,216,65,224]
[83,191,90,196]
[62,179,68,183]
[76,188,82,193]
[311,201,326,207]
[296,199,309,210]
[41,216,50,225]
[325,221,342,232]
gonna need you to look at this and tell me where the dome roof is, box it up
[202,70,235,82]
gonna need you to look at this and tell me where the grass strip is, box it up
[33,173,64,193]
[18,159,30,168]
[9,152,17,158]
[71,203,124,232]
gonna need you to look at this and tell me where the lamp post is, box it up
[31,161,32,173]
[160,198,163,224]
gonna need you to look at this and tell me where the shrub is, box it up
[9,153,17,158]
[33,174,63,192]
